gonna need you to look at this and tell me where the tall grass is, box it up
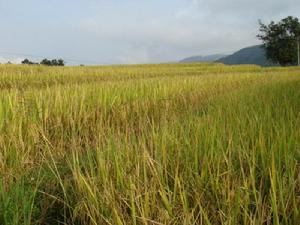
[0,63,299,224]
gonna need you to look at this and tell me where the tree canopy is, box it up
[21,58,65,66]
[22,59,38,65]
[257,16,300,66]
[40,58,65,66]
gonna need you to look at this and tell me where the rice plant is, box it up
[0,63,299,224]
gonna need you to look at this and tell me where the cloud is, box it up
[0,57,23,64]
[74,13,259,63]
[0,0,299,64]
[193,0,300,20]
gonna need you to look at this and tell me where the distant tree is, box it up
[22,59,31,64]
[51,59,58,66]
[22,58,37,65]
[257,16,300,66]
[6,61,12,65]
[40,58,52,66]
[40,58,65,66]
[57,59,65,66]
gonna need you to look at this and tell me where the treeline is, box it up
[22,58,65,66]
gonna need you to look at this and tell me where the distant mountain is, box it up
[180,54,227,63]
[216,45,277,66]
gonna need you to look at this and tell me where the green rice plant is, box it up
[0,63,299,224]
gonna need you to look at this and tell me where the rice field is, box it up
[0,63,300,225]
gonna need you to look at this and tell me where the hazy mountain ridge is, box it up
[180,45,277,66]
[180,54,227,63]
[216,45,276,66]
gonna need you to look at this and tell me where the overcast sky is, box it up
[0,0,300,65]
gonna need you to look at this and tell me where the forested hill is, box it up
[216,45,277,66]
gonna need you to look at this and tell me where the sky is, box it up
[0,0,300,65]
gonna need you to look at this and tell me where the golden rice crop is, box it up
[0,63,300,225]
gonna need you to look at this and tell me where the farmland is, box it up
[0,63,300,224]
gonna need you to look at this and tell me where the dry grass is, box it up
[0,63,300,224]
